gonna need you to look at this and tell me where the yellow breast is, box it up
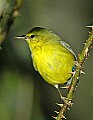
[30,41,75,85]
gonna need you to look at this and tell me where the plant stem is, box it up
[0,0,23,46]
[56,26,93,120]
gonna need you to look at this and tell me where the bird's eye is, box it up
[30,35,35,38]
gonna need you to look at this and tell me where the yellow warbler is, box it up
[15,27,76,100]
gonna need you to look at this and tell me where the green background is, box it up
[0,0,93,120]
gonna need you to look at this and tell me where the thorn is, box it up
[63,97,72,103]
[54,111,59,114]
[77,77,80,79]
[86,40,88,42]
[84,48,89,57]
[66,100,74,106]
[88,31,91,34]
[55,103,63,107]
[86,25,93,28]
[13,11,20,17]
[88,34,91,37]
[67,107,70,110]
[74,61,81,68]
[85,57,89,59]
[52,116,57,119]
[83,43,86,45]
[61,115,66,119]
[80,70,86,74]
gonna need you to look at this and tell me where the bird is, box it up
[15,27,76,101]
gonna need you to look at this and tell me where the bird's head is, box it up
[15,27,61,49]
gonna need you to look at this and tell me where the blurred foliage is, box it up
[0,70,34,120]
[0,0,23,45]
[0,0,93,120]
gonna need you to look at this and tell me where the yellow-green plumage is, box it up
[15,27,76,99]
[33,44,74,85]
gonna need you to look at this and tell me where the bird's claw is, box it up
[61,85,70,89]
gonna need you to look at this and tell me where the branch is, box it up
[0,0,23,46]
[55,25,93,120]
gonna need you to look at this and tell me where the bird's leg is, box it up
[54,84,67,102]
[54,84,63,99]
[54,84,71,102]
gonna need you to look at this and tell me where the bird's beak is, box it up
[14,35,26,40]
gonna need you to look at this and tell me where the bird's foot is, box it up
[61,85,70,89]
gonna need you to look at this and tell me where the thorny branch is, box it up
[54,25,93,120]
